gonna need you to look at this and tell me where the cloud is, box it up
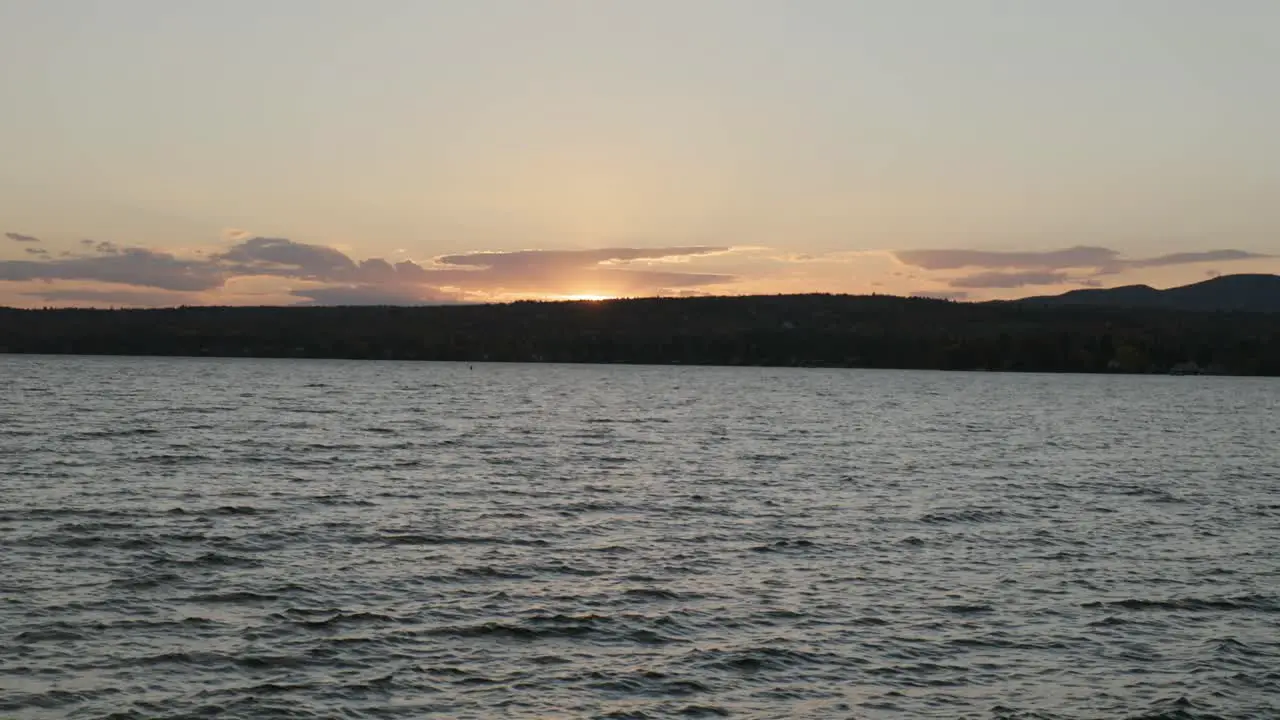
[894,246,1119,271]
[211,236,444,287]
[6,232,40,243]
[894,245,1269,275]
[948,270,1071,289]
[215,236,358,280]
[436,246,728,270]
[894,245,1272,291]
[430,246,734,293]
[0,235,734,304]
[1130,249,1268,268]
[6,224,1274,310]
[0,247,224,291]
[355,258,398,283]
[4,235,735,302]
[19,286,199,308]
[288,284,460,306]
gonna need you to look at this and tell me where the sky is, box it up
[2,0,1278,307]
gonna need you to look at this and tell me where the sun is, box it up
[561,293,614,302]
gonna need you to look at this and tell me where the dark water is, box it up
[2,356,1278,719]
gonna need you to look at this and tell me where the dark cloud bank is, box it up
[3,233,1270,306]
[1,236,733,306]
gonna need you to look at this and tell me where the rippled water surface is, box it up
[2,355,1279,719]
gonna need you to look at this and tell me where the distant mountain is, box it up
[1015,274,1280,313]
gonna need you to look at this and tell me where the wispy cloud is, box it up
[430,246,734,294]
[894,246,1120,272]
[6,232,41,243]
[18,286,200,308]
[436,246,729,270]
[894,245,1271,290]
[895,246,1269,272]
[288,284,461,306]
[1128,250,1266,268]
[0,247,225,291]
[948,270,1071,289]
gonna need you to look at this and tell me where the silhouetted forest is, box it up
[3,294,1280,375]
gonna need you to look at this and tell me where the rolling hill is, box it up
[1015,274,1280,313]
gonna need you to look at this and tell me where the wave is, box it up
[14,626,86,643]
[749,538,818,553]
[377,533,550,547]
[0,687,119,713]
[181,588,298,603]
[77,428,160,438]
[283,610,406,629]
[586,672,712,697]
[919,508,1012,524]
[20,532,162,551]
[108,571,183,590]
[622,588,692,601]
[453,566,534,580]
[1082,595,1278,613]
[310,495,377,507]
[937,603,996,615]
[688,646,830,673]
[426,620,588,641]
[424,613,682,645]
[531,563,606,577]
[210,505,270,516]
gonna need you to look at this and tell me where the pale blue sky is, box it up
[1,1,1278,305]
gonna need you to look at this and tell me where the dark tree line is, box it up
[2,294,1280,375]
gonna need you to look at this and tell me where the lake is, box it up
[2,355,1277,719]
